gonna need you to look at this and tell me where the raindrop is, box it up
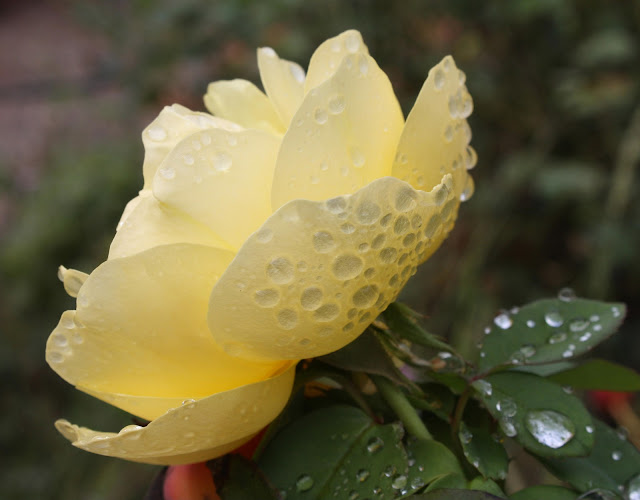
[256,227,273,243]
[444,124,454,142]
[159,166,176,180]
[496,398,517,418]
[579,332,592,342]
[267,257,294,284]
[348,491,360,500]
[433,69,445,90]
[352,285,378,308]
[326,197,347,213]
[332,254,364,280]
[494,312,513,330]
[357,201,381,225]
[464,145,478,170]
[254,289,280,308]
[313,303,340,322]
[519,344,537,359]
[499,418,518,437]
[558,288,576,302]
[277,309,298,330]
[296,474,314,492]
[548,331,567,344]
[351,148,365,167]
[328,95,346,114]
[147,125,167,141]
[625,474,640,500]
[612,450,622,461]
[569,318,590,332]
[525,410,575,449]
[545,311,564,327]
[460,426,473,444]
[341,223,356,234]
[526,319,536,328]
[213,152,232,172]
[585,425,594,434]
[366,436,384,453]
[474,379,493,397]
[391,475,407,490]
[301,287,323,311]
[313,231,336,253]
[314,108,328,125]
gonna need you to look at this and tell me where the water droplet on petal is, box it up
[254,289,280,308]
[267,257,294,284]
[494,312,513,330]
[313,231,336,253]
[328,95,346,114]
[147,125,167,141]
[332,255,363,280]
[525,410,575,449]
[213,152,232,172]
[433,69,445,90]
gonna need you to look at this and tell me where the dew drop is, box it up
[526,319,536,328]
[395,187,418,212]
[379,247,398,264]
[496,398,517,418]
[444,124,454,142]
[519,344,537,358]
[464,145,478,170]
[499,418,518,437]
[356,469,370,482]
[159,166,176,180]
[569,318,589,332]
[256,227,273,243]
[545,311,564,327]
[357,201,381,225]
[460,174,475,202]
[277,309,298,330]
[213,151,232,172]
[314,303,340,322]
[301,287,323,310]
[51,332,68,348]
[147,125,167,141]
[366,436,384,453]
[328,95,346,114]
[352,285,378,308]
[391,475,407,490]
[341,223,356,234]
[345,32,361,53]
[433,69,445,90]
[525,410,575,449]
[313,231,336,253]
[625,474,640,500]
[326,196,347,213]
[460,426,473,444]
[558,287,576,302]
[586,425,594,434]
[474,379,493,397]
[267,257,294,284]
[494,312,513,330]
[48,351,64,363]
[548,331,567,344]
[394,216,410,235]
[332,254,363,280]
[254,289,280,308]
[296,474,314,492]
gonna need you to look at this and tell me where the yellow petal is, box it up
[55,365,295,465]
[46,244,288,420]
[108,192,232,259]
[57,266,88,298]
[152,127,280,250]
[304,30,369,93]
[204,79,285,135]
[257,47,305,127]
[142,104,242,190]
[209,175,458,362]
[391,55,476,201]
[271,52,404,211]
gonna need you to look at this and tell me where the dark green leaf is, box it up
[509,485,578,500]
[383,302,456,354]
[317,328,407,385]
[458,423,509,481]
[424,473,468,492]
[210,455,279,500]
[549,359,640,391]
[408,383,456,421]
[467,477,507,498]
[258,405,408,500]
[414,488,504,499]
[473,372,594,457]
[402,438,465,497]
[543,419,640,494]
[478,298,625,372]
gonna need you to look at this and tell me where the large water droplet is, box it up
[548,331,567,344]
[296,474,314,492]
[254,289,280,308]
[545,311,564,327]
[391,475,407,490]
[313,231,336,253]
[356,201,381,225]
[494,312,513,330]
[352,285,378,308]
[569,318,590,332]
[525,410,575,449]
[558,287,576,302]
[433,69,445,90]
[213,151,232,172]
[474,379,493,397]
[301,287,323,311]
[277,309,298,330]
[625,474,640,500]
[314,108,328,124]
[496,398,518,418]
[313,303,339,322]
[267,257,294,284]
[366,436,384,453]
[328,95,346,114]
[332,254,363,280]
[499,418,518,437]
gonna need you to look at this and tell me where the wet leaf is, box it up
[458,423,509,481]
[478,298,625,372]
[543,419,640,494]
[413,487,504,499]
[467,477,507,498]
[474,372,594,457]
[318,328,407,385]
[548,359,640,391]
[210,455,278,500]
[509,485,578,500]
[258,405,408,500]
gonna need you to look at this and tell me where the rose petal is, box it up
[391,55,475,200]
[204,79,285,135]
[304,30,369,93]
[47,244,288,420]
[108,192,232,259]
[270,52,404,211]
[152,128,280,250]
[57,266,88,298]
[142,104,242,190]
[209,175,458,361]
[257,47,305,128]
[54,365,295,465]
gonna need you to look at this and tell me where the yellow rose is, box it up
[47,30,475,465]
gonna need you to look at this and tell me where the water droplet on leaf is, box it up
[525,410,575,449]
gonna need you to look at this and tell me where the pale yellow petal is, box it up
[108,193,232,259]
[46,244,288,420]
[57,266,88,298]
[55,365,295,465]
[257,47,305,127]
[204,79,285,135]
[115,194,145,232]
[142,104,242,189]
[304,30,368,93]
[271,52,404,211]
[152,127,280,250]
[209,176,458,362]
[391,56,476,201]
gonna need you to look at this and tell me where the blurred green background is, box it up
[1,0,639,498]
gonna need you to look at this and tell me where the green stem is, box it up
[451,386,471,440]
[371,375,432,440]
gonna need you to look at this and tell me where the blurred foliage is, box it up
[1,0,639,498]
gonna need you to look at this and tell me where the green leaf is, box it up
[509,485,578,500]
[473,372,594,458]
[318,329,407,385]
[402,438,465,496]
[413,488,505,499]
[543,419,640,494]
[424,474,468,492]
[548,359,640,391]
[408,383,456,421]
[467,477,507,498]
[210,455,279,500]
[383,302,457,354]
[458,423,509,481]
[258,405,409,500]
[478,298,625,372]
